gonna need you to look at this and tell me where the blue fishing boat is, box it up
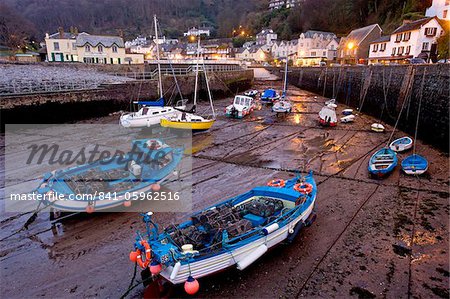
[260,89,280,104]
[389,136,413,152]
[401,154,428,175]
[33,139,183,213]
[129,172,317,294]
[368,148,397,178]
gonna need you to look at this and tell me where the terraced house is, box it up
[368,17,445,64]
[45,28,144,64]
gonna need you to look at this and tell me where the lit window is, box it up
[85,45,91,52]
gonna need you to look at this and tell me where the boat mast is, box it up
[193,38,201,107]
[202,54,215,119]
[154,15,163,99]
[282,56,288,97]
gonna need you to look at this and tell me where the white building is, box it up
[183,27,210,37]
[235,45,269,62]
[426,0,450,20]
[296,31,339,66]
[271,40,298,59]
[256,29,278,46]
[268,0,302,10]
[368,17,445,64]
[45,29,144,64]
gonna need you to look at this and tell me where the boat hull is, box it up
[368,148,397,177]
[160,118,215,132]
[389,137,413,152]
[120,109,181,128]
[160,200,316,284]
[401,154,428,175]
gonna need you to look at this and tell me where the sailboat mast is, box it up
[154,15,163,99]
[193,38,201,107]
[202,58,215,119]
[283,57,288,96]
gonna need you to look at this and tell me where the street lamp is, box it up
[347,42,355,50]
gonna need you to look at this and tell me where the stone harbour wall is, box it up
[269,64,449,151]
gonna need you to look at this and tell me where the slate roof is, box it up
[302,30,336,39]
[371,35,391,43]
[392,17,434,34]
[76,33,124,48]
[48,32,79,39]
[345,24,381,45]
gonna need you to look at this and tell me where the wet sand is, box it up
[1,78,449,298]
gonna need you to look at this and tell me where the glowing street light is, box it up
[347,42,355,50]
[189,35,196,42]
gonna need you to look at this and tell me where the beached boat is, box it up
[33,139,183,213]
[389,136,413,152]
[120,16,185,128]
[340,114,355,123]
[371,123,385,132]
[272,58,292,114]
[160,39,215,133]
[260,89,280,104]
[225,95,256,119]
[129,172,317,294]
[368,147,397,177]
[401,154,428,175]
[342,109,353,116]
[318,103,337,126]
[244,90,259,97]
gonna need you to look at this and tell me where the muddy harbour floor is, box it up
[1,73,449,299]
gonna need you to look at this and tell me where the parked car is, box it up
[407,58,427,64]
[437,59,450,64]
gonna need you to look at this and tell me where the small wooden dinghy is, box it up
[389,136,413,152]
[401,154,428,175]
[371,123,385,132]
[325,99,336,106]
[368,147,398,177]
[340,114,355,123]
[342,109,353,116]
[244,90,259,97]
[129,172,317,294]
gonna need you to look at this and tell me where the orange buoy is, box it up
[85,205,95,213]
[184,276,199,295]
[150,260,162,275]
[129,251,138,263]
[151,183,161,191]
[267,179,286,188]
[123,200,132,207]
[293,183,313,194]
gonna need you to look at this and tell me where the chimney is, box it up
[402,19,412,25]
[74,27,79,35]
[118,29,124,39]
[58,27,64,38]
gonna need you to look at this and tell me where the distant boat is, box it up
[368,147,397,178]
[340,114,355,123]
[272,58,292,114]
[389,136,413,152]
[33,139,183,214]
[128,172,317,294]
[342,109,353,116]
[371,123,385,132]
[260,89,280,104]
[325,99,336,106]
[318,103,337,126]
[225,95,256,118]
[401,154,428,175]
[244,90,259,97]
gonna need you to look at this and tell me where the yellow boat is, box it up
[160,114,215,132]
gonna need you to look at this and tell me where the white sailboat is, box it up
[272,57,292,115]
[120,15,185,128]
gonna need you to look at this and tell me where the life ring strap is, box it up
[267,179,286,187]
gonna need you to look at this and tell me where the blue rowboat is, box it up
[389,136,413,152]
[129,172,317,292]
[401,154,428,175]
[260,89,280,104]
[368,147,398,178]
[33,139,183,213]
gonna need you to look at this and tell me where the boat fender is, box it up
[170,261,181,280]
[286,221,304,244]
[263,223,279,235]
[236,244,268,271]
